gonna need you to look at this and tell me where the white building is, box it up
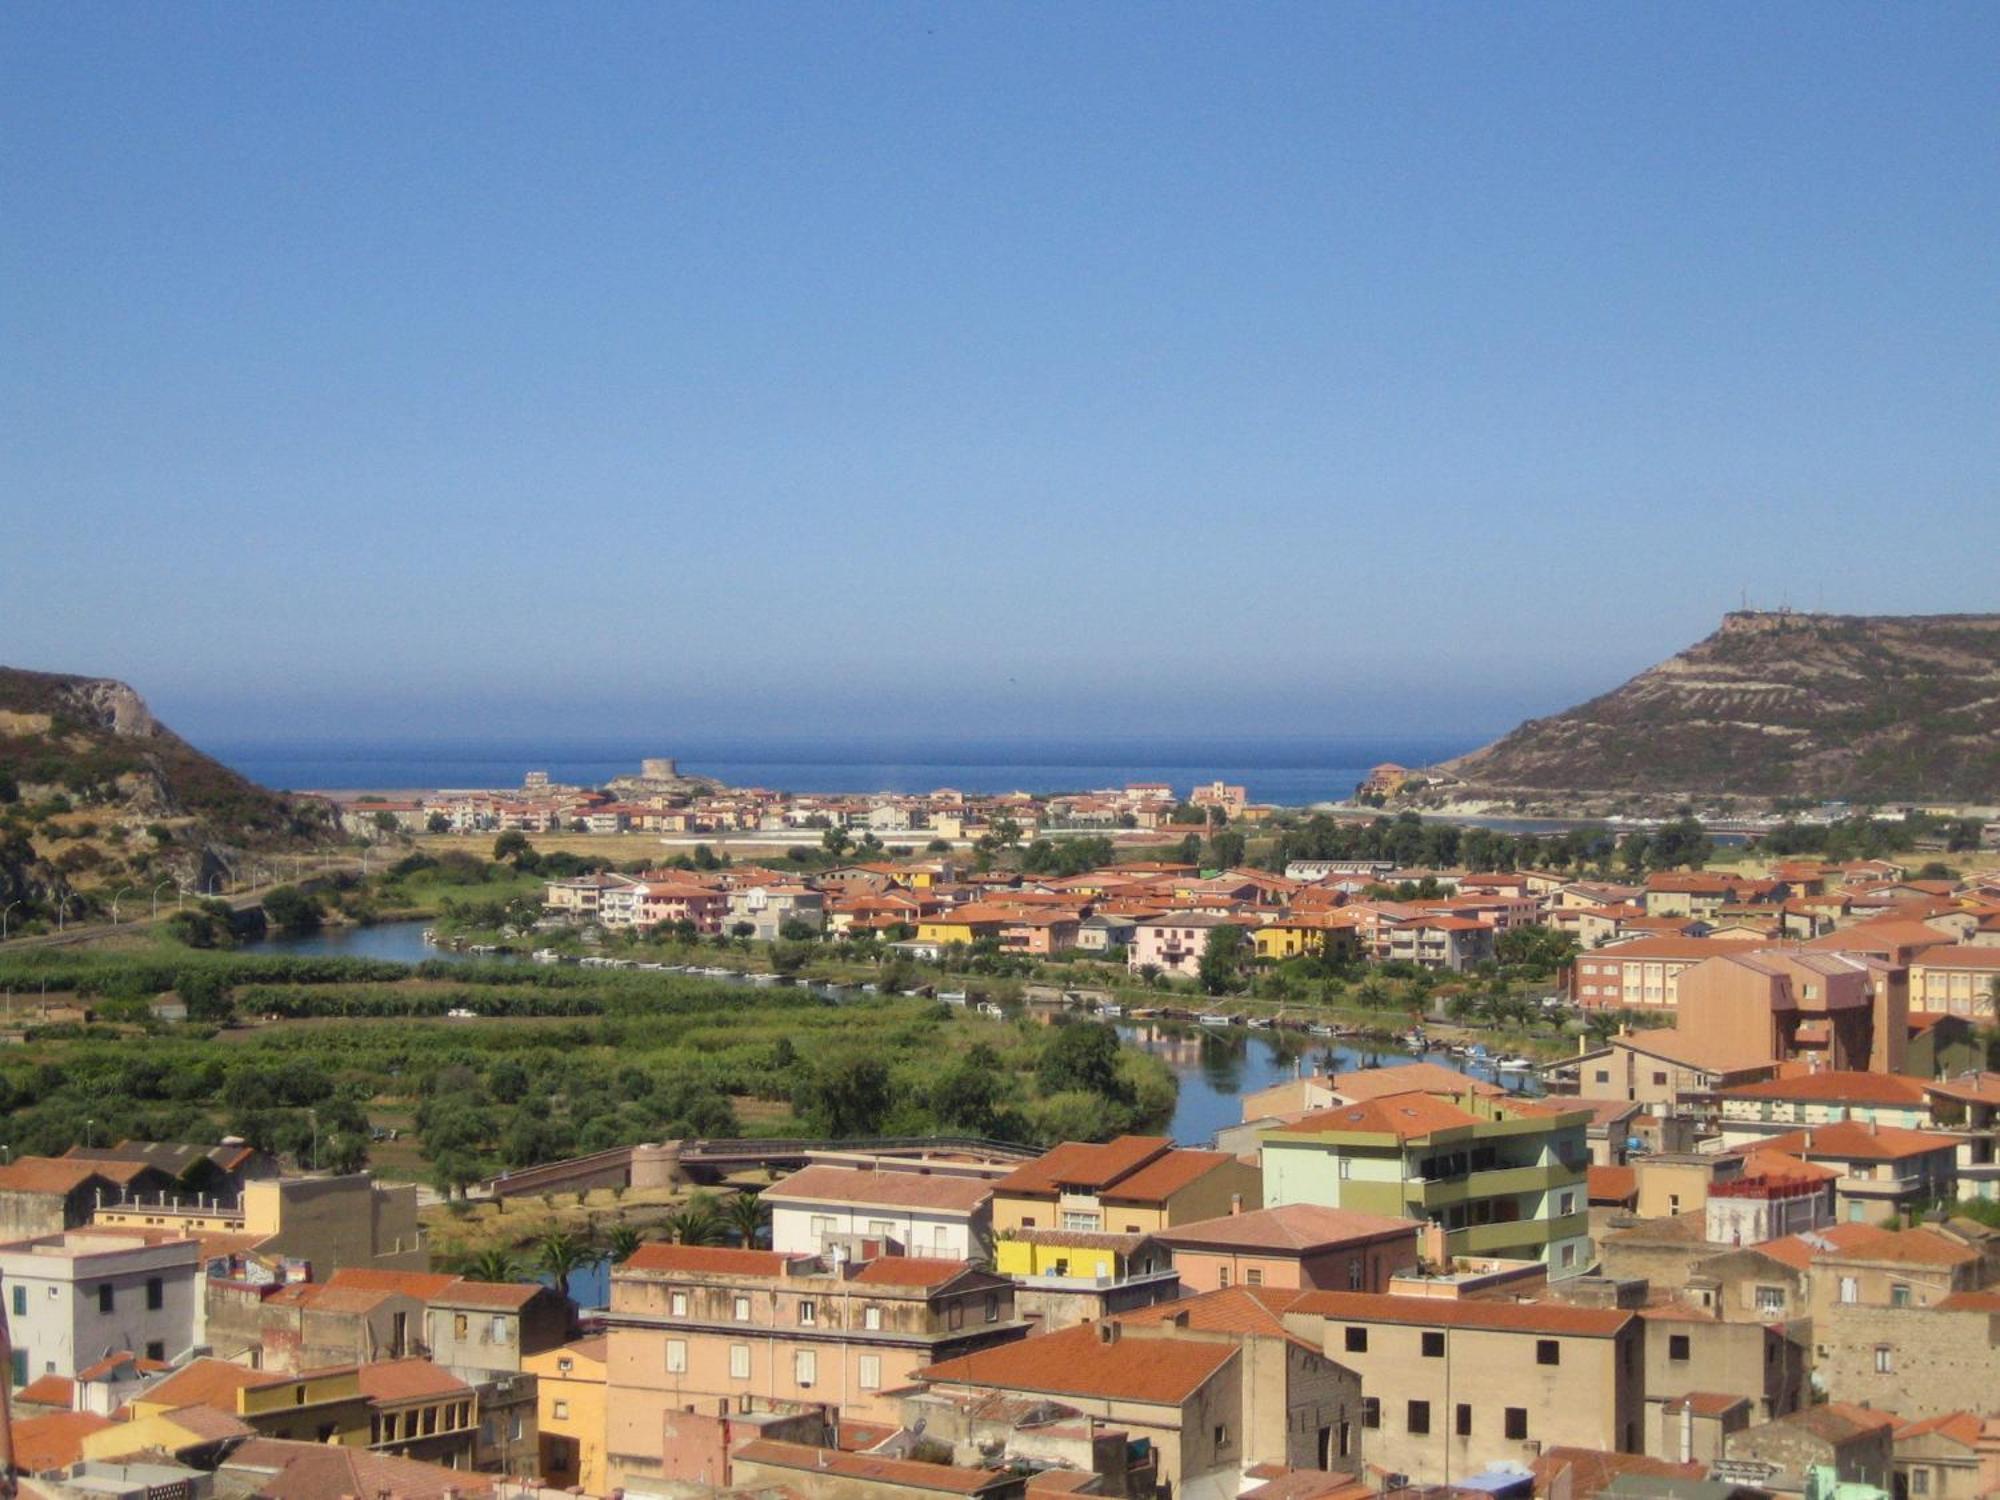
[0,1229,201,1386]
[761,1158,1003,1261]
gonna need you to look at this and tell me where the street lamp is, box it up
[55,893,76,932]
[111,886,137,923]
[151,879,175,918]
[0,901,19,940]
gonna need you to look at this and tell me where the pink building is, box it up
[1129,912,1238,979]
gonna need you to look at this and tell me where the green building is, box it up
[1258,1087,1593,1276]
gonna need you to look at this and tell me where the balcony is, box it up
[1406,1161,1585,1210]
[1449,1212,1590,1257]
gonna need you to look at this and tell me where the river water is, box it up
[251,921,1533,1147]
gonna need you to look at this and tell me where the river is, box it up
[251,921,1537,1148]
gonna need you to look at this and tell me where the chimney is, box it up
[1229,1194,1243,1216]
[1095,1321,1120,1345]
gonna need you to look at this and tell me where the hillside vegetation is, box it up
[1435,612,2000,807]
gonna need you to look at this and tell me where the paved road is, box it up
[0,858,370,951]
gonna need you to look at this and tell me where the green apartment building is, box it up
[1259,1089,1594,1277]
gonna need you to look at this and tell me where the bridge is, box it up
[478,1135,1041,1200]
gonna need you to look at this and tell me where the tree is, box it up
[1208,830,1246,869]
[605,1224,645,1263]
[932,1045,1007,1135]
[723,1190,770,1247]
[430,1151,483,1201]
[1198,924,1247,995]
[1037,1022,1128,1102]
[536,1230,593,1296]
[261,885,323,936]
[822,826,852,859]
[1175,833,1203,866]
[372,810,400,835]
[796,1055,894,1137]
[663,1193,726,1245]
[461,1248,524,1283]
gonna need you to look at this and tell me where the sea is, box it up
[208,734,1484,808]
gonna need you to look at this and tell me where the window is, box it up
[729,1344,750,1380]
[554,1399,570,1420]
[867,1219,893,1238]
[490,1315,508,1341]
[145,1278,164,1311]
[1213,1424,1229,1449]
[1558,1192,1576,1215]
[985,1294,1000,1323]
[1890,1283,1911,1308]
[1839,1277,1859,1305]
[1361,1398,1380,1430]
[949,1302,964,1330]
[1407,1401,1430,1435]
[145,1341,165,1362]
[1338,1158,1353,1180]
[809,1215,835,1242]
[1348,1259,1365,1290]
[510,1412,523,1442]
[454,1313,469,1337]
[794,1349,816,1387]
[1345,1326,1368,1353]
[1652,1072,1668,1086]
[1246,1268,1263,1287]
[9,1286,22,1317]
[1505,1408,1528,1440]
[666,1339,687,1374]
[859,1354,882,1390]
[1456,1404,1472,1436]
[1560,1244,1577,1269]
[733,1296,752,1322]
[1669,1334,1691,1362]
[798,1299,817,1326]
[1422,1331,1445,1357]
[670,1291,688,1317]
[1536,1340,1560,1365]
[1219,1267,1231,1289]
[97,1284,114,1314]
[1874,1346,1893,1374]
[1913,1469,1931,1495]
[1594,1070,1611,1084]
[865,1304,882,1331]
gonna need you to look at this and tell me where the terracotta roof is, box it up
[1776,1402,1896,1441]
[920,1321,1237,1404]
[1532,1447,1707,1500]
[1588,1165,1639,1204]
[354,1359,474,1402]
[1720,1070,1930,1106]
[1664,1392,1751,1417]
[850,1257,980,1288]
[1735,1150,1841,1186]
[223,1438,498,1500]
[14,1374,74,1408]
[429,1279,544,1310]
[11,1412,116,1473]
[322,1267,462,1300]
[1267,1092,1483,1142]
[155,1403,258,1444]
[75,1351,171,1382]
[1761,1120,1960,1162]
[1758,1223,1977,1272]
[1100,1148,1239,1203]
[1290,1290,1633,1336]
[1152,1203,1419,1253]
[0,1157,150,1195]
[1116,1284,1311,1341]
[1241,1470,1377,1500]
[1936,1289,2000,1312]
[732,1439,1017,1494]
[136,1357,287,1412]
[764,1163,996,1213]
[995,1136,1172,1197]
[1894,1411,1986,1449]
[1329,1062,1506,1102]
[620,1243,805,1277]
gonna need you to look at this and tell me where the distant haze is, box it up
[4,6,1996,744]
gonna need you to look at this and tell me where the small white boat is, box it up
[445,1007,478,1019]
[1198,1012,1233,1027]
[531,948,562,964]
[1496,1055,1536,1071]
[938,991,969,1005]
[1308,1023,1335,1037]
[1100,1004,1123,1019]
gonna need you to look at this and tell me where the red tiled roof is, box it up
[1588,1165,1639,1204]
[1532,1447,1706,1500]
[222,1438,498,1500]
[1759,1223,1977,1272]
[920,1321,1236,1404]
[1761,1120,1959,1162]
[1100,1148,1239,1203]
[11,1412,116,1473]
[850,1257,979,1288]
[14,1374,74,1408]
[1720,1070,1929,1106]
[429,1279,545,1310]
[322,1267,462,1300]
[1894,1411,1986,1449]
[135,1357,287,1413]
[764,1163,996,1214]
[1267,1093,1483,1142]
[620,1243,805,1277]
[1116,1284,1311,1342]
[1151,1203,1418,1253]
[354,1359,474,1402]
[995,1136,1172,1198]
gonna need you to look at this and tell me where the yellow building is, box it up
[524,1336,608,1493]
[914,905,1014,947]
[1252,918,1361,963]
[129,1359,373,1447]
[993,1228,1171,1284]
[93,1171,426,1277]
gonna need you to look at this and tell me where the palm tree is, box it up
[460,1247,524,1283]
[605,1224,645,1263]
[722,1190,769,1248]
[663,1195,726,1246]
[535,1229,593,1295]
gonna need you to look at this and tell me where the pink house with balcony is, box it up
[1129,912,1238,979]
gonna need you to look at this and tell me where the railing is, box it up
[1451,1212,1590,1256]
[1407,1162,1584,1210]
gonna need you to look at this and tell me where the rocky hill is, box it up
[0,667,333,920]
[1431,612,2000,810]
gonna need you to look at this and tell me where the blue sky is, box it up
[3,4,1996,744]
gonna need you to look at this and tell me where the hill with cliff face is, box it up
[0,667,332,918]
[1434,612,2000,808]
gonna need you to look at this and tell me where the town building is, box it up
[1151,1204,1422,1294]
[763,1156,1003,1261]
[0,1228,201,1384]
[523,1336,607,1494]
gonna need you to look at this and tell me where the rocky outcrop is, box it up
[1434,612,2000,807]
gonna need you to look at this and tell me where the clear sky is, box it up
[4,4,1996,745]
